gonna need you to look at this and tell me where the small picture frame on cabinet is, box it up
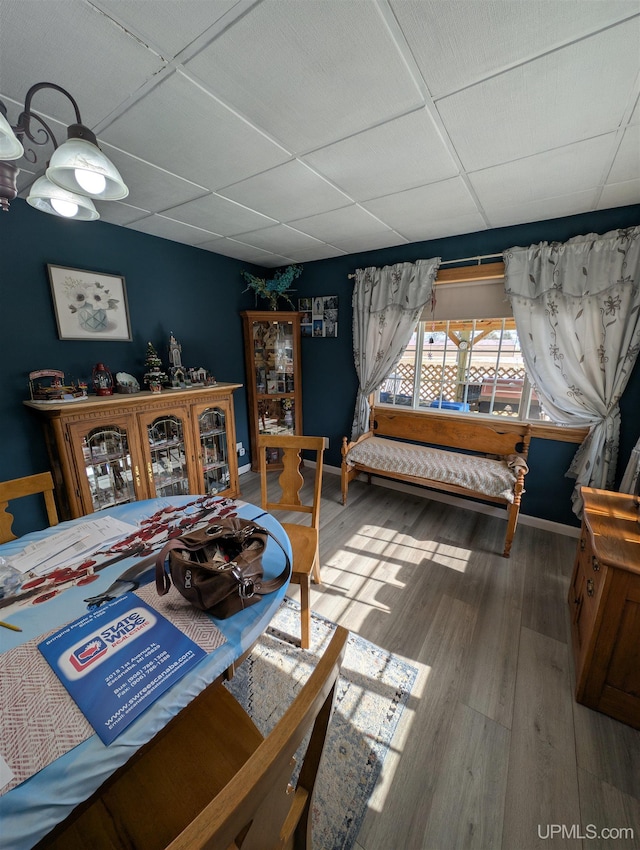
[47,264,132,341]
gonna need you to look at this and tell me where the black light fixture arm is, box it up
[2,81,98,165]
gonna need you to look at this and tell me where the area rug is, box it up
[224,598,418,850]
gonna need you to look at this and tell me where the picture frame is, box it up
[47,265,132,341]
[299,295,338,338]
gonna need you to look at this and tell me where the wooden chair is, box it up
[37,625,349,850]
[257,434,327,649]
[0,471,59,543]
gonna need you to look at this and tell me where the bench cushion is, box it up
[345,436,525,503]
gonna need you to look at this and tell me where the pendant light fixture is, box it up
[0,82,128,219]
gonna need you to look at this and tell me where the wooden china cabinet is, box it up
[241,310,302,471]
[24,383,241,520]
[568,486,640,729]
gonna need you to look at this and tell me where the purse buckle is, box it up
[231,565,255,599]
[238,578,255,599]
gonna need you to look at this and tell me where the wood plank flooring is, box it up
[238,469,640,850]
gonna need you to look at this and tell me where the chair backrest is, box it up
[0,471,59,544]
[257,434,327,529]
[167,624,348,850]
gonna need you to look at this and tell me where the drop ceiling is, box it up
[1,0,639,267]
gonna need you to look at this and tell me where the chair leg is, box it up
[299,577,311,650]
[311,548,321,585]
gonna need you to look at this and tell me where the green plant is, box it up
[241,265,303,310]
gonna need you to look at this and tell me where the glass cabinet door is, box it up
[145,414,190,498]
[197,406,230,494]
[78,425,137,511]
[252,319,295,399]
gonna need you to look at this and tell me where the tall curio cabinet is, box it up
[241,311,302,471]
[25,383,241,520]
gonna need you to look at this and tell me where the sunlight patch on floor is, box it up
[365,661,432,813]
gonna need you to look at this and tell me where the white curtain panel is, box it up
[504,226,640,516]
[351,258,440,440]
[620,436,640,496]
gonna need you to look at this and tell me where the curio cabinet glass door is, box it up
[192,397,239,496]
[241,310,302,471]
[137,408,195,499]
[67,415,145,514]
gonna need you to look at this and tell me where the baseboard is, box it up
[321,462,581,539]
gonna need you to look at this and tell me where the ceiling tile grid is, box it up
[1,0,638,266]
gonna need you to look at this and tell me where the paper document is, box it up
[10,517,139,575]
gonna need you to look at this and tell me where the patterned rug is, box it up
[224,598,418,850]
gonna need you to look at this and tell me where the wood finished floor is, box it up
[238,469,640,850]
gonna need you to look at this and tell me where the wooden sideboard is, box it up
[568,486,640,729]
[25,384,241,520]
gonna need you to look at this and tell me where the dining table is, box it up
[0,494,291,850]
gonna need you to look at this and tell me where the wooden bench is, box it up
[341,407,531,557]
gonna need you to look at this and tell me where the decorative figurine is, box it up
[168,333,186,387]
[28,369,87,402]
[143,342,168,392]
[115,372,140,393]
[92,363,114,396]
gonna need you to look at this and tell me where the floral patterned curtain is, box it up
[351,258,440,440]
[504,226,640,516]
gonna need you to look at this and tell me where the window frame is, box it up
[374,262,588,444]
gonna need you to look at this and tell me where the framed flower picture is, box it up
[47,265,132,341]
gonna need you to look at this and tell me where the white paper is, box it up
[0,753,14,791]
[9,517,139,575]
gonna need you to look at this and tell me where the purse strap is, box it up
[155,522,291,599]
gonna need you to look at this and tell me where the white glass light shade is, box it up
[0,111,24,160]
[27,176,99,221]
[46,137,128,200]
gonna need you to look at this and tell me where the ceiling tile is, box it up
[219,160,352,221]
[0,0,163,128]
[199,238,293,267]
[469,135,617,215]
[232,225,323,255]
[303,109,458,200]
[607,124,640,184]
[100,70,291,189]
[127,213,220,245]
[391,0,640,98]
[161,193,277,236]
[597,179,640,210]
[437,19,640,172]
[100,143,210,212]
[328,230,410,255]
[91,0,238,59]
[487,189,599,228]
[362,177,483,241]
[94,200,152,226]
[283,244,349,263]
[185,0,423,152]
[289,204,396,249]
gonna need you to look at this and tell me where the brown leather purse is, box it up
[155,517,290,618]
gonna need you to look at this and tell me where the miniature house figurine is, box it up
[168,333,186,387]
[169,333,182,368]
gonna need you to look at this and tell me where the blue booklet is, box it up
[39,594,206,744]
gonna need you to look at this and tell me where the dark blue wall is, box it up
[2,198,639,535]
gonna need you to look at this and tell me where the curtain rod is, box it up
[347,253,503,278]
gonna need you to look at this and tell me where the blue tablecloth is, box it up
[0,497,291,850]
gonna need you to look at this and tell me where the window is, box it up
[377,265,548,422]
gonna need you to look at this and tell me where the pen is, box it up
[0,620,22,632]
